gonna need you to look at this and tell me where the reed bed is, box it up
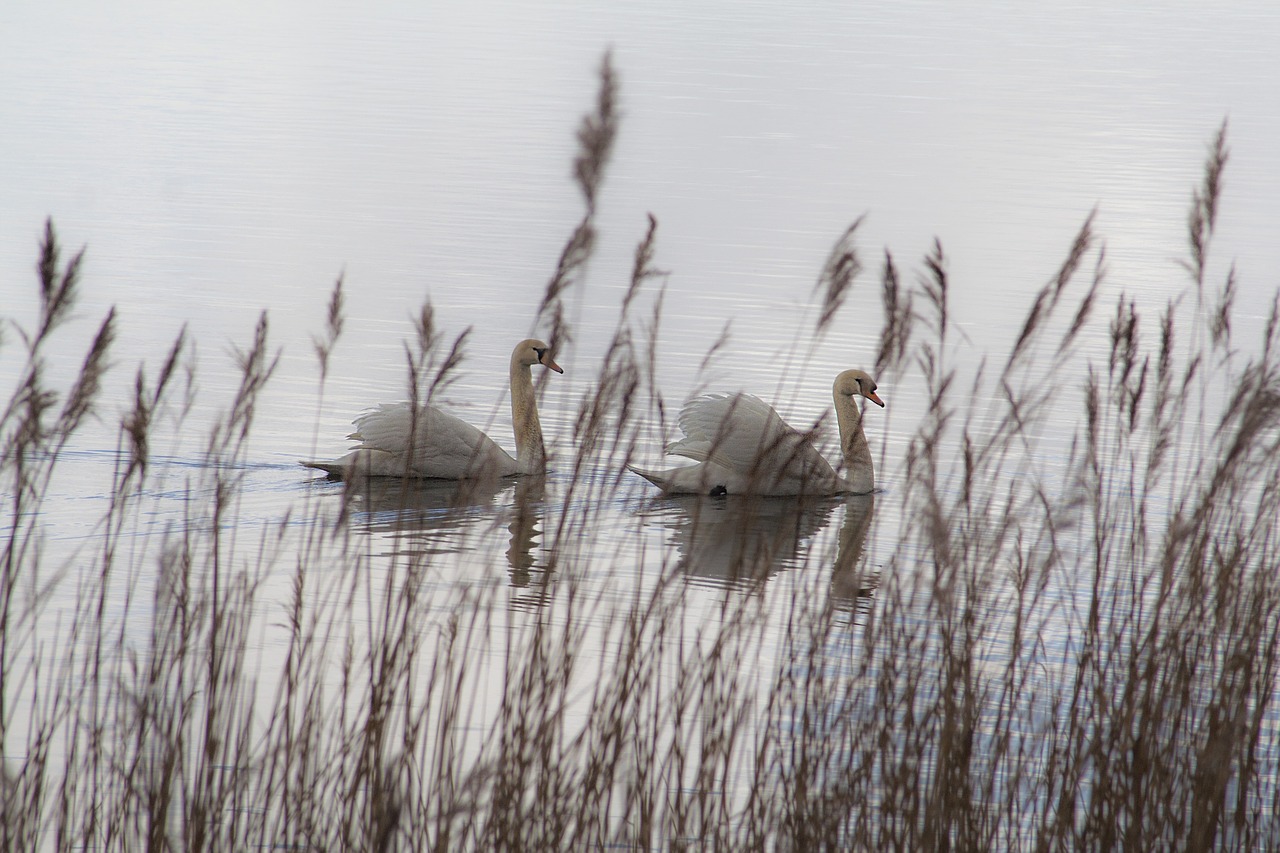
[3,55,1279,851]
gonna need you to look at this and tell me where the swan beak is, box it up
[541,353,564,374]
[866,390,885,407]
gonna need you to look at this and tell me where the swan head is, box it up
[512,338,564,374]
[834,369,884,407]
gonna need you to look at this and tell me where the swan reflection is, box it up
[338,475,512,528]
[642,492,878,601]
[506,477,552,597]
[645,495,841,589]
[830,493,877,611]
[320,474,556,603]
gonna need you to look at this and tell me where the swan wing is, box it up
[657,393,839,494]
[352,402,516,478]
[670,394,829,473]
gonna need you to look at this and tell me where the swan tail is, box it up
[627,463,717,495]
[301,448,402,480]
[626,464,670,490]
[300,460,346,480]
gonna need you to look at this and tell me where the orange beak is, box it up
[867,391,885,407]
[541,353,564,374]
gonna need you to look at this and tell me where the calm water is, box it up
[4,0,1280,831]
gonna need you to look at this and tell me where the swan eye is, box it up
[533,347,546,360]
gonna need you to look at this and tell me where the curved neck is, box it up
[834,391,874,493]
[510,360,546,474]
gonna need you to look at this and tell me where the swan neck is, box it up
[835,391,874,493]
[510,359,546,474]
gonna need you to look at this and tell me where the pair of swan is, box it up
[304,339,884,496]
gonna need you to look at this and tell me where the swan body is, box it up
[629,369,884,497]
[303,338,562,480]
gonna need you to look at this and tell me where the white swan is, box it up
[628,369,884,496]
[303,338,562,480]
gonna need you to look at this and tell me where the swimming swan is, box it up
[303,338,562,480]
[628,369,884,496]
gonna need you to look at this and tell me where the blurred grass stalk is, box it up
[3,53,1279,850]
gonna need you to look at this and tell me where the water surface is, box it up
[3,0,1279,841]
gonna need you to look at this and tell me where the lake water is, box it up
[4,0,1280,845]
